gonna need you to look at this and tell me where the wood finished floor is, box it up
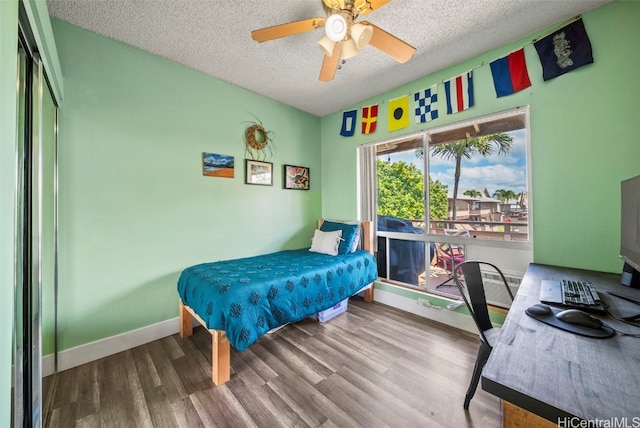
[43,298,501,428]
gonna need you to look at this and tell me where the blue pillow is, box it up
[320,220,359,254]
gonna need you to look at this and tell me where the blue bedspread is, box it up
[177,249,378,351]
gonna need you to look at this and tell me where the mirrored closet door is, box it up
[13,11,59,427]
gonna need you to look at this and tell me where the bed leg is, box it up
[363,284,374,303]
[179,301,193,338]
[212,330,231,385]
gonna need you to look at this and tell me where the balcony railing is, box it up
[392,219,527,241]
[376,218,529,298]
[429,220,528,241]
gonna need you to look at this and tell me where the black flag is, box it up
[534,18,593,81]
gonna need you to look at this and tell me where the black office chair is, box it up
[452,260,514,409]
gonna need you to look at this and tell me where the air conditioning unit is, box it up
[480,269,522,308]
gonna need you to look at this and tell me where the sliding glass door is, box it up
[361,107,531,303]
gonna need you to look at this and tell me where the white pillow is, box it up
[309,229,342,256]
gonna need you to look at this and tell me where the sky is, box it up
[379,129,528,196]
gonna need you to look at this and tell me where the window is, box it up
[363,107,530,297]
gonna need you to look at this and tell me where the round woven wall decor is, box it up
[243,117,275,161]
[245,124,268,150]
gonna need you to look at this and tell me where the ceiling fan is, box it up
[251,0,416,82]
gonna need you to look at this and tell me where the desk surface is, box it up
[482,263,640,423]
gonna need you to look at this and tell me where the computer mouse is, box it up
[555,309,603,329]
[526,303,552,316]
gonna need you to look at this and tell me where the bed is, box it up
[177,220,377,385]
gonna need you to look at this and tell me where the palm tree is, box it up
[463,189,482,198]
[493,189,518,219]
[492,189,517,203]
[430,133,513,219]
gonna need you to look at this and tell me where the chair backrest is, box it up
[452,260,514,344]
[436,242,454,258]
[443,228,471,238]
[436,242,464,263]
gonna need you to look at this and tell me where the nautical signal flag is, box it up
[534,18,593,81]
[490,48,531,97]
[361,104,378,134]
[340,109,357,137]
[444,71,474,114]
[387,95,409,131]
[414,85,438,123]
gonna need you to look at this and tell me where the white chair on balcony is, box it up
[435,229,470,288]
[443,228,470,238]
[444,228,470,255]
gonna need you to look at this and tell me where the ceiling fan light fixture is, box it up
[325,14,348,42]
[318,35,336,56]
[350,23,373,49]
[341,38,359,60]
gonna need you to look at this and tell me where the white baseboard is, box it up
[42,316,181,377]
[42,286,475,378]
[42,289,373,377]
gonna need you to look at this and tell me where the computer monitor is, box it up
[620,175,640,287]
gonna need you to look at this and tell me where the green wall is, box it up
[0,3,19,425]
[41,80,57,355]
[320,1,640,275]
[52,19,322,350]
[3,4,638,424]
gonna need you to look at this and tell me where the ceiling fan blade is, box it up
[359,0,393,15]
[319,42,343,82]
[251,17,326,42]
[363,22,415,63]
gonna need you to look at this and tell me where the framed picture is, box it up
[284,164,310,190]
[202,152,234,178]
[245,159,273,186]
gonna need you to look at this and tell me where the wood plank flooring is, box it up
[43,298,501,427]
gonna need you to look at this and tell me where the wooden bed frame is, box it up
[179,220,375,386]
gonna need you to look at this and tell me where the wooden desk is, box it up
[482,263,640,426]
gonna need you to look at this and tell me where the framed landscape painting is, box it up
[245,159,273,186]
[284,164,309,190]
[202,153,234,178]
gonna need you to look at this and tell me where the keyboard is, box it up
[539,279,607,313]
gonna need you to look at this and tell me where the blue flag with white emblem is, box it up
[534,18,593,81]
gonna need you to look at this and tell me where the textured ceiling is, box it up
[46,0,612,117]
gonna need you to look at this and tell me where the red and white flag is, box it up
[443,71,474,114]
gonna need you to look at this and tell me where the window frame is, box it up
[365,106,533,295]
